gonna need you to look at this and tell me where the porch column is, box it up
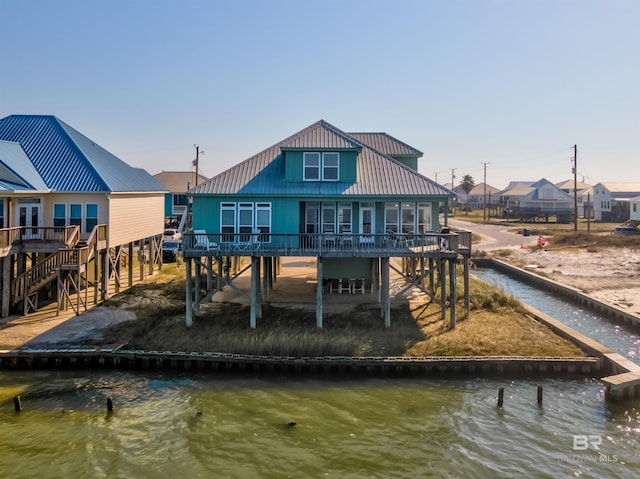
[185,257,193,327]
[381,257,390,328]
[439,258,446,320]
[250,256,258,328]
[128,242,133,288]
[463,257,470,318]
[449,258,457,329]
[316,257,323,328]
[256,256,262,320]
[371,258,379,299]
[103,249,109,299]
[1,257,9,318]
[262,257,270,302]
[194,259,201,313]
[207,256,213,293]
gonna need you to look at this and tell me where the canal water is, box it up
[1,268,639,478]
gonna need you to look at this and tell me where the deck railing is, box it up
[181,231,471,258]
[0,226,80,255]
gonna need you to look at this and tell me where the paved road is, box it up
[447,218,539,251]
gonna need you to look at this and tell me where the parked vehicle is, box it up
[613,225,640,235]
[164,228,182,240]
[162,239,182,262]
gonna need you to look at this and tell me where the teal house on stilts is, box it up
[182,120,471,328]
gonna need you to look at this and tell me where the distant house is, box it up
[592,183,640,222]
[154,170,208,223]
[0,115,166,316]
[555,179,592,218]
[630,195,640,222]
[465,183,501,208]
[518,178,574,222]
[497,181,535,211]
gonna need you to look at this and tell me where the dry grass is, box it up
[96,264,586,358]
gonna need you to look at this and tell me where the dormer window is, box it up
[303,152,339,181]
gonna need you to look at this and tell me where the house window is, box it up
[255,203,271,241]
[417,203,431,234]
[303,152,339,181]
[401,203,416,234]
[70,204,82,228]
[322,153,339,181]
[322,203,336,233]
[385,202,399,233]
[0,199,4,228]
[303,153,320,180]
[221,203,236,241]
[338,202,352,233]
[53,204,66,228]
[220,202,272,243]
[173,194,188,207]
[238,203,254,242]
[86,204,98,232]
[305,202,319,234]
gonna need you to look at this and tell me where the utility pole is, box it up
[193,145,204,186]
[481,162,489,223]
[573,144,578,231]
[450,168,456,216]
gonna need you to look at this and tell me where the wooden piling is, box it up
[14,395,22,412]
[106,396,114,412]
[537,385,543,405]
[497,387,504,407]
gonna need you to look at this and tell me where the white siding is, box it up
[108,193,165,246]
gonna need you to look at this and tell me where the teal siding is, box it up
[340,151,357,183]
[284,151,302,181]
[392,156,418,171]
[164,193,173,216]
[324,258,372,279]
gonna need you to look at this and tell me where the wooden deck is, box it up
[182,231,472,259]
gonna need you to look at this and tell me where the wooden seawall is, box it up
[0,348,599,378]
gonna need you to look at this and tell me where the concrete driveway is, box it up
[447,218,539,251]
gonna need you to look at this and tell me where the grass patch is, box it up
[96,265,586,358]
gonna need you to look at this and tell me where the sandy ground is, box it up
[504,246,640,316]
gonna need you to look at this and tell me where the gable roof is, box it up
[0,140,48,190]
[522,178,573,201]
[191,120,451,197]
[0,115,166,193]
[154,171,208,193]
[596,182,640,193]
[555,179,591,191]
[347,132,423,157]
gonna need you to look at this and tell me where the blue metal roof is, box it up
[192,120,452,198]
[0,140,48,190]
[0,115,166,193]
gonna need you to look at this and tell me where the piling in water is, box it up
[106,396,114,412]
[537,385,543,405]
[14,396,21,412]
[497,387,504,407]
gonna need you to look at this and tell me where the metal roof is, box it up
[347,132,423,157]
[0,115,166,193]
[279,120,362,150]
[0,140,48,190]
[192,120,452,198]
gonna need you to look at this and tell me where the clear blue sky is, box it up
[1,0,638,190]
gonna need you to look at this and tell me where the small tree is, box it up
[460,174,475,194]
[460,175,475,213]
